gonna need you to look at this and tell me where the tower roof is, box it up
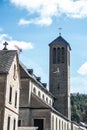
[49,35,71,50]
[0,50,17,74]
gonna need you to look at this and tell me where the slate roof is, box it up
[49,35,71,50]
[0,50,17,74]
[19,61,55,99]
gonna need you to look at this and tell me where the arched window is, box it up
[33,87,36,94]
[49,100,51,105]
[62,47,65,55]
[57,47,60,64]
[13,64,16,80]
[38,91,41,97]
[15,91,17,108]
[46,97,48,103]
[42,94,44,100]
[53,48,56,64]
[61,47,65,63]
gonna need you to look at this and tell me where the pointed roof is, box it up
[19,61,55,99]
[49,36,71,50]
[0,50,17,74]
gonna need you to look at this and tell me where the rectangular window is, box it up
[57,47,60,64]
[15,91,17,108]
[7,116,10,130]
[53,48,56,64]
[18,120,21,127]
[9,86,12,103]
[13,119,16,130]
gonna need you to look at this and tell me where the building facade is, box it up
[0,48,20,130]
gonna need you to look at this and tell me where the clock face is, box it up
[53,67,60,74]
[53,67,60,78]
[53,67,65,79]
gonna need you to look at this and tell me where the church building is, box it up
[18,34,80,130]
[0,34,82,130]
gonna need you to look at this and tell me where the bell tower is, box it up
[49,34,71,120]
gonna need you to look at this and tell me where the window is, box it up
[13,119,16,130]
[7,117,10,130]
[57,47,60,64]
[53,48,56,64]
[61,47,65,63]
[46,97,48,103]
[49,100,51,105]
[13,64,17,80]
[38,91,41,97]
[9,86,12,104]
[42,94,44,100]
[62,47,65,55]
[18,120,21,127]
[33,87,36,94]
[15,91,17,108]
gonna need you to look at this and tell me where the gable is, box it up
[0,50,17,74]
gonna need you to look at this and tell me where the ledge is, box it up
[18,127,38,130]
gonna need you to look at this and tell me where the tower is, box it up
[49,34,71,120]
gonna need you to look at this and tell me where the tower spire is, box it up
[49,33,71,120]
[58,27,62,36]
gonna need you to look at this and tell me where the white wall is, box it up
[3,54,20,130]
[51,112,70,130]
[32,82,53,106]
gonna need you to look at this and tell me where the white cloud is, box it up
[77,62,87,75]
[0,33,33,50]
[10,0,87,26]
[71,62,87,93]
[19,19,32,25]
[18,17,52,26]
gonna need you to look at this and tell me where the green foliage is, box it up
[71,93,87,123]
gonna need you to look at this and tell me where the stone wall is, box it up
[31,109,51,130]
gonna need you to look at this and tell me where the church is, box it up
[0,34,83,130]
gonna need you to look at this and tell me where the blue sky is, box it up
[1,0,87,93]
